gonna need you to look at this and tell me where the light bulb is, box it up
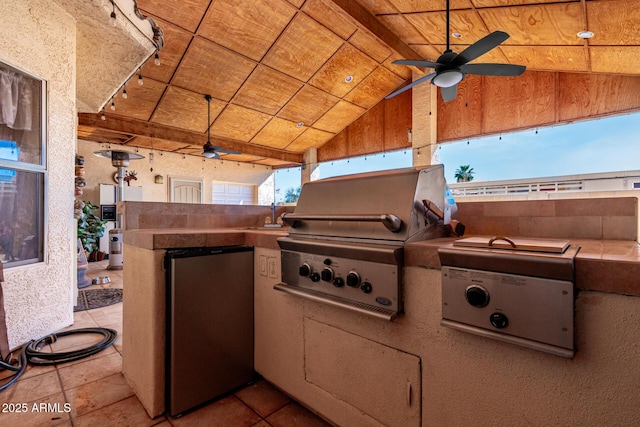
[122,89,127,99]
[110,11,117,27]
[137,74,143,85]
[110,101,115,111]
[101,112,106,121]
[154,53,160,66]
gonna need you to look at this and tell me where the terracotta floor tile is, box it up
[169,395,260,427]
[0,392,71,427]
[73,395,162,427]
[0,370,62,405]
[58,352,122,390]
[235,380,291,417]
[64,372,134,418]
[102,321,123,353]
[266,402,332,427]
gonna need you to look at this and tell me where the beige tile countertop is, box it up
[124,228,640,296]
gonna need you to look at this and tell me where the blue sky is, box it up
[274,111,640,201]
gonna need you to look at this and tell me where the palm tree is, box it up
[454,165,475,182]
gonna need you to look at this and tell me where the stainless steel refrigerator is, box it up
[165,246,254,416]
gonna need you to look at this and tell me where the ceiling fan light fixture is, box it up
[203,150,216,158]
[432,70,464,88]
[577,31,594,39]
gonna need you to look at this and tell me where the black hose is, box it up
[0,327,117,392]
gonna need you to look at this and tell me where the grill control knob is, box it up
[310,272,321,282]
[465,285,490,308]
[333,277,344,288]
[299,263,311,278]
[321,268,334,282]
[323,258,332,265]
[490,312,508,329]
[346,271,361,288]
[361,282,373,294]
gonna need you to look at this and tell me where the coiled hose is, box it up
[0,327,117,392]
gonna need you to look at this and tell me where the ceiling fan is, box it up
[201,94,241,159]
[386,0,525,103]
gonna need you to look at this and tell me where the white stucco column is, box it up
[411,71,439,168]
[302,147,319,184]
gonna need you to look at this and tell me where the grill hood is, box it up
[282,165,447,244]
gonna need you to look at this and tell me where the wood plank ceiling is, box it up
[77,0,640,167]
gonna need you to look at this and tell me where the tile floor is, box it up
[0,261,331,427]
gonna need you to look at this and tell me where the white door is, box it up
[169,178,203,204]
[212,182,255,205]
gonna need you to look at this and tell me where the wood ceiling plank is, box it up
[590,47,640,75]
[330,0,422,60]
[313,100,367,133]
[500,46,588,72]
[198,0,297,61]
[172,37,257,102]
[253,158,295,167]
[349,28,392,63]
[110,78,166,121]
[348,101,385,155]
[277,85,340,125]
[78,113,302,163]
[471,1,569,6]
[262,14,344,82]
[303,0,359,40]
[309,44,379,97]
[437,75,483,142]
[232,65,303,115]
[558,73,640,122]
[210,104,272,142]
[129,136,191,151]
[139,16,193,84]
[587,0,640,45]
[286,128,336,152]
[77,126,132,144]
[376,15,430,45]
[478,2,584,45]
[382,90,412,151]
[251,117,307,149]
[404,10,491,45]
[137,0,210,32]
[344,66,407,108]
[151,86,225,133]
[481,72,556,134]
[355,0,398,15]
[388,0,472,12]
[426,44,509,63]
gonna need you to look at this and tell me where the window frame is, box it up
[0,60,47,268]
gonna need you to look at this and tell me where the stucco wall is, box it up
[76,140,274,206]
[0,0,77,348]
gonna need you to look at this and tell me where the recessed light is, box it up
[345,75,353,83]
[577,31,594,39]
[297,122,304,127]
[452,32,462,39]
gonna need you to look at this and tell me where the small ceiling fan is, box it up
[202,94,241,159]
[386,0,525,103]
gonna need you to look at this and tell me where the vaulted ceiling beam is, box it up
[78,113,303,163]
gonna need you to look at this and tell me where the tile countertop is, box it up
[123,228,640,296]
[405,237,640,296]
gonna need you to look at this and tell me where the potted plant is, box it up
[76,201,108,261]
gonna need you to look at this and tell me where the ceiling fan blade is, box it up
[461,63,526,76]
[453,31,510,66]
[392,59,440,69]
[441,84,458,103]
[213,147,242,155]
[385,72,436,99]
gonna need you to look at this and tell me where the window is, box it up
[0,61,46,267]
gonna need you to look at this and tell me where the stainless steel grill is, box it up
[276,166,448,321]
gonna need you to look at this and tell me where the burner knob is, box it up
[361,282,373,294]
[490,312,508,329]
[346,271,360,288]
[310,272,321,282]
[333,277,344,288]
[299,264,311,278]
[465,285,490,308]
[321,268,334,282]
